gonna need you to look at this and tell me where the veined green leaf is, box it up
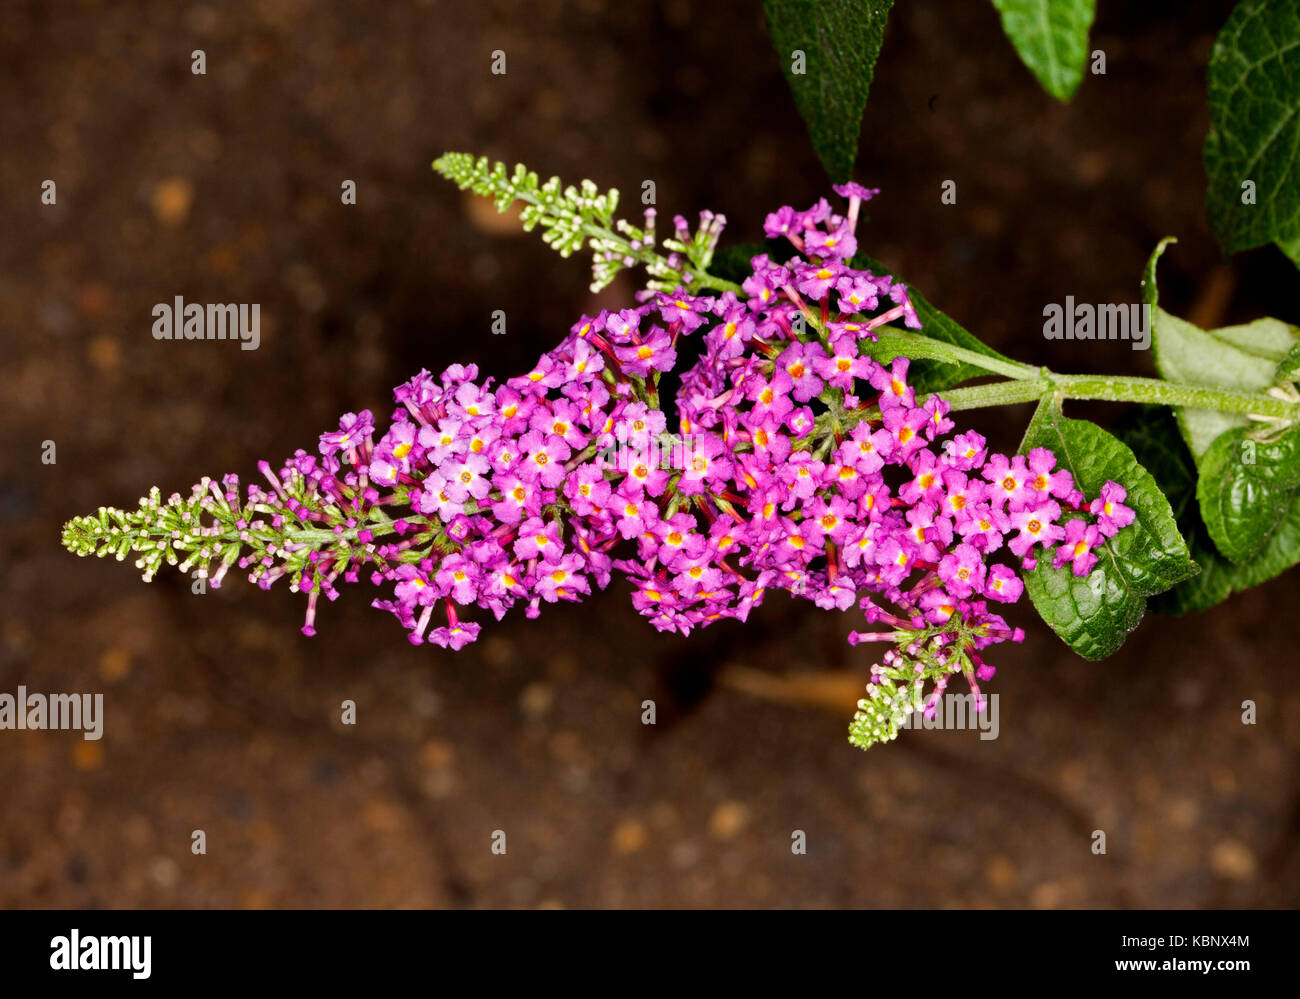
[1196,424,1300,562]
[1204,0,1300,255]
[1020,400,1196,659]
[1118,407,1300,614]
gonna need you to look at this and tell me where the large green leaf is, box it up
[1196,424,1300,562]
[1118,407,1300,614]
[1204,0,1300,255]
[1145,238,1300,461]
[761,0,894,183]
[1020,400,1196,659]
[990,0,1097,100]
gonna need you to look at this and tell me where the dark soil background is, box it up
[2,0,1297,908]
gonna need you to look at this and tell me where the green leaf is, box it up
[1204,0,1300,255]
[1144,238,1300,461]
[989,0,1097,100]
[1110,406,1197,522]
[1117,407,1300,614]
[1279,233,1300,271]
[1164,493,1300,613]
[1195,424,1300,562]
[851,253,1016,395]
[1020,401,1197,659]
[761,0,894,183]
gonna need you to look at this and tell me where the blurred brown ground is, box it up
[1,0,1297,908]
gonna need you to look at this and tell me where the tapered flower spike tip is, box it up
[433,152,734,295]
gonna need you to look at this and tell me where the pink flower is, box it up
[518,430,571,488]
[513,517,563,563]
[1054,519,1102,576]
[535,554,590,603]
[777,341,827,403]
[939,543,986,598]
[1090,481,1136,537]
[1008,501,1065,558]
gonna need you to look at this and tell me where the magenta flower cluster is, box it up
[126,184,1137,722]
